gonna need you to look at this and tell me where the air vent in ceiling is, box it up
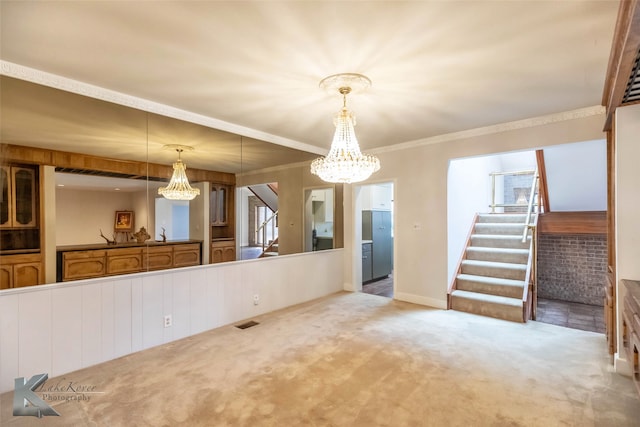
[623,47,640,104]
[55,167,167,182]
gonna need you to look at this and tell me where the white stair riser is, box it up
[460,262,526,281]
[477,214,529,224]
[470,236,530,250]
[465,248,528,264]
[456,277,524,298]
[474,223,526,235]
[451,294,523,322]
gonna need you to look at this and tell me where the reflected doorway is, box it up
[155,198,189,240]
[304,187,335,252]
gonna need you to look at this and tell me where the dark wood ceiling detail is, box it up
[0,143,235,185]
[602,0,640,131]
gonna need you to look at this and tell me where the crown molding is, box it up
[0,60,325,156]
[371,105,606,155]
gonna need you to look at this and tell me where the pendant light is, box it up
[158,145,200,201]
[310,73,380,183]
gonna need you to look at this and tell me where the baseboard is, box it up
[614,353,633,377]
[395,292,447,309]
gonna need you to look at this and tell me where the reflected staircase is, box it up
[260,237,279,258]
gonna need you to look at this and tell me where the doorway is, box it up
[358,182,394,298]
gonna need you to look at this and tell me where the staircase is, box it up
[448,213,535,322]
[259,237,279,258]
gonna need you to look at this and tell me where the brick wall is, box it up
[537,234,606,306]
[503,173,534,213]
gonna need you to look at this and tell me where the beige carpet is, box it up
[1,291,639,426]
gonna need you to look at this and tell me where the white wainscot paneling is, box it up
[113,278,133,358]
[171,270,191,341]
[81,284,103,368]
[19,290,52,381]
[0,293,20,392]
[51,286,82,377]
[141,275,164,350]
[189,268,208,335]
[0,249,345,393]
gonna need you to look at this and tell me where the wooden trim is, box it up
[535,150,550,212]
[0,143,235,185]
[537,211,607,235]
[607,126,617,269]
[602,0,640,131]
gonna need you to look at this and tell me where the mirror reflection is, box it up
[0,75,342,290]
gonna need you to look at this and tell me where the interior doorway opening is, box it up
[357,182,394,298]
[447,141,607,331]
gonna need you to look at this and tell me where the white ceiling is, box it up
[0,1,619,168]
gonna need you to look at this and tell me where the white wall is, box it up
[545,139,607,211]
[55,189,135,245]
[0,249,344,393]
[615,103,640,372]
[55,188,156,246]
[447,155,501,282]
[237,187,251,247]
[344,110,606,309]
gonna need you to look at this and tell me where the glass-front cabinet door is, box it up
[0,165,37,228]
[210,185,228,226]
[0,166,11,228]
[12,167,36,227]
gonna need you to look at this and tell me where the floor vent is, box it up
[235,320,259,330]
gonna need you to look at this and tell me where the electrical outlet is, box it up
[253,294,260,305]
[164,315,172,328]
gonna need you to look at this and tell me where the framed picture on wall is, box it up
[114,211,134,232]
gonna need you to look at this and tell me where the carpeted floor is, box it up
[2,292,638,426]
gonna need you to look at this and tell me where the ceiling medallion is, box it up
[310,73,380,184]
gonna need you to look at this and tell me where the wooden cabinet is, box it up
[62,250,107,281]
[144,245,174,271]
[174,243,201,267]
[622,279,640,397]
[605,267,616,356]
[211,239,235,264]
[0,165,37,228]
[210,185,229,226]
[0,253,43,289]
[58,242,202,282]
[106,247,143,275]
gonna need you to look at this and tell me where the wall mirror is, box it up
[0,75,343,289]
[303,187,335,252]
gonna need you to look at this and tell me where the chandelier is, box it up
[310,73,380,184]
[158,145,200,201]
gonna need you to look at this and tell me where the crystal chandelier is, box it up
[310,73,380,184]
[158,146,200,201]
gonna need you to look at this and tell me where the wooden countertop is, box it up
[57,240,202,252]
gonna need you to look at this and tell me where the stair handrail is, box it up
[521,219,538,321]
[257,210,278,252]
[522,169,539,243]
